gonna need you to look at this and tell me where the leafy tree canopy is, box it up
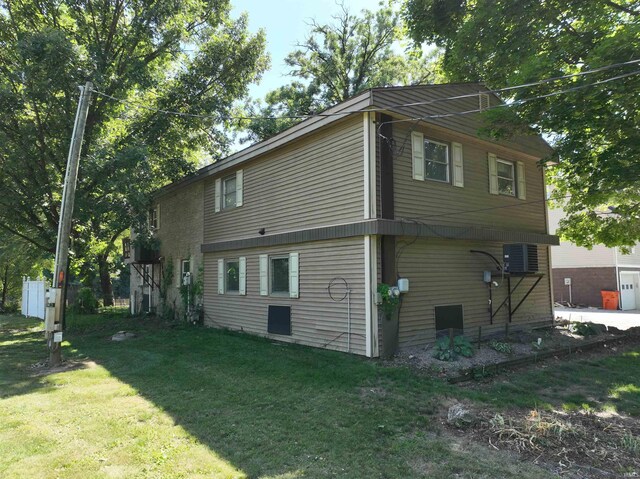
[403,0,640,248]
[0,0,268,303]
[245,4,438,142]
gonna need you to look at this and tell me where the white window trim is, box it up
[148,205,160,230]
[224,258,240,294]
[424,138,450,183]
[259,253,299,298]
[221,173,237,210]
[269,255,290,297]
[496,158,516,197]
[180,258,191,287]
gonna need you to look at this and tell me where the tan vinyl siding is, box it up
[392,122,547,233]
[203,116,364,243]
[202,237,367,355]
[396,238,552,348]
[372,85,551,159]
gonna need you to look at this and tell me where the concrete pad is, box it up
[555,306,640,331]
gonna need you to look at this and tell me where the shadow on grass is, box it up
[64,321,444,478]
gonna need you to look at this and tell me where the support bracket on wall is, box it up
[491,273,544,323]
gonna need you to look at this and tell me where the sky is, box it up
[229,0,386,100]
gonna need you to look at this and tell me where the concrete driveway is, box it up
[554,306,640,331]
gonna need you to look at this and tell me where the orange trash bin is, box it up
[601,290,619,310]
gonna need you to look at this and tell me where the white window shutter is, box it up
[176,258,182,287]
[488,153,499,195]
[259,254,268,296]
[236,169,243,207]
[214,178,221,212]
[217,259,224,294]
[239,257,246,295]
[516,161,526,200]
[289,252,299,299]
[156,204,160,229]
[411,131,424,181]
[452,142,464,187]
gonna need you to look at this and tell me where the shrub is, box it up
[74,287,99,314]
[569,322,602,336]
[489,339,513,354]
[433,335,474,361]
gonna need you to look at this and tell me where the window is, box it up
[225,259,240,293]
[270,256,289,294]
[181,259,191,286]
[148,206,159,230]
[497,159,516,196]
[217,257,246,295]
[222,174,237,209]
[424,139,449,182]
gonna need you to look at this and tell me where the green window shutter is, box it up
[289,252,299,299]
[214,178,221,212]
[259,254,268,296]
[411,131,424,181]
[516,161,526,200]
[217,259,224,294]
[239,257,246,295]
[452,142,464,187]
[236,169,243,207]
[488,153,499,195]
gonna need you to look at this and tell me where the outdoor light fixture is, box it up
[258,228,266,235]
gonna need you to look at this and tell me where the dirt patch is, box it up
[443,401,640,478]
[391,323,627,379]
[30,359,97,377]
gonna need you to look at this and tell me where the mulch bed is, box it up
[443,400,640,478]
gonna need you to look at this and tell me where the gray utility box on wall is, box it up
[503,244,539,273]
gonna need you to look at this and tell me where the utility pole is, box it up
[46,82,93,367]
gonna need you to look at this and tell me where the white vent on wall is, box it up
[479,93,490,111]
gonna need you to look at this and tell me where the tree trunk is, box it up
[1,264,8,309]
[98,254,114,307]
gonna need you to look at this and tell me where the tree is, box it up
[0,0,268,304]
[403,0,640,248]
[245,4,437,142]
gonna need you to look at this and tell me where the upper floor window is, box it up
[497,159,516,196]
[214,169,244,213]
[424,139,449,182]
[148,205,159,230]
[488,153,526,199]
[222,174,237,209]
[411,131,464,187]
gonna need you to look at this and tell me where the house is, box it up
[127,83,559,357]
[548,207,640,310]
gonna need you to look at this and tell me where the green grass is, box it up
[1,311,639,478]
[474,349,640,416]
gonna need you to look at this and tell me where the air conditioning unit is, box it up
[503,244,538,273]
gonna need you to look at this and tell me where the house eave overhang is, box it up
[201,219,559,253]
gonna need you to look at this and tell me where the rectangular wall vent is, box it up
[268,305,291,335]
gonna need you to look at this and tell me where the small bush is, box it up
[569,322,602,337]
[489,339,513,354]
[433,335,474,361]
[73,287,99,314]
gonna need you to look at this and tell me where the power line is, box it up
[380,69,640,126]
[90,59,640,122]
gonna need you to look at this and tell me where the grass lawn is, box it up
[1,310,639,478]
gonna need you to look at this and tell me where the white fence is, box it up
[21,277,47,319]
